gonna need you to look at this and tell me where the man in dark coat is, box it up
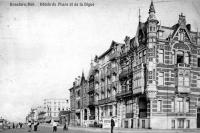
[111,118,115,133]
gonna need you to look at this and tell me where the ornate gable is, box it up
[172,13,192,43]
[173,28,191,43]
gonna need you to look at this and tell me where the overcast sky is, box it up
[0,0,200,122]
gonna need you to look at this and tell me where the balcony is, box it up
[116,90,132,99]
[119,68,129,80]
[98,96,116,105]
[176,86,190,94]
[176,63,191,69]
[126,113,134,118]
[109,52,120,61]
[132,86,144,95]
[98,98,107,105]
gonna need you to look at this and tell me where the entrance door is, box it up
[197,108,200,128]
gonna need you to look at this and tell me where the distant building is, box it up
[69,74,88,126]
[44,98,70,122]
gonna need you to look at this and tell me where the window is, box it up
[177,98,184,113]
[158,49,164,63]
[179,32,184,41]
[110,105,113,116]
[184,71,190,87]
[177,51,184,64]
[197,76,200,87]
[126,100,133,117]
[186,120,190,128]
[178,119,184,128]
[185,99,190,113]
[172,51,175,64]
[171,100,175,112]
[198,58,200,67]
[157,100,162,112]
[178,72,184,86]
[171,120,175,129]
[150,26,152,31]
[185,53,189,64]
[138,52,142,64]
[158,72,164,86]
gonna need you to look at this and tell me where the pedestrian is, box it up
[12,123,15,129]
[52,121,57,132]
[63,121,68,132]
[110,117,115,133]
[33,121,39,131]
[28,121,32,132]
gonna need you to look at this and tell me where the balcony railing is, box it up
[98,96,116,105]
[176,63,191,68]
[109,52,120,61]
[132,86,144,95]
[175,86,190,94]
[116,90,132,98]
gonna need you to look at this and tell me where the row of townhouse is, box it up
[69,1,200,129]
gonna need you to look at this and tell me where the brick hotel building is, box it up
[69,1,200,129]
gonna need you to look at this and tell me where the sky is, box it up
[0,0,200,122]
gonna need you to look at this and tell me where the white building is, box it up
[44,98,70,119]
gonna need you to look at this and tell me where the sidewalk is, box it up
[68,126,200,133]
[40,124,200,133]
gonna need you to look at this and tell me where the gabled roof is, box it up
[98,40,123,59]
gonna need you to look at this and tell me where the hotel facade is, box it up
[69,1,200,129]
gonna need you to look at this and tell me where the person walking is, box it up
[63,121,68,132]
[28,121,32,132]
[33,121,39,131]
[111,118,115,133]
[52,121,58,132]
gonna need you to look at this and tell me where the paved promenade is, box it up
[1,125,200,133]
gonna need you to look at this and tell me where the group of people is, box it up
[27,121,39,132]
[52,121,68,132]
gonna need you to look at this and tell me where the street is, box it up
[1,125,200,133]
